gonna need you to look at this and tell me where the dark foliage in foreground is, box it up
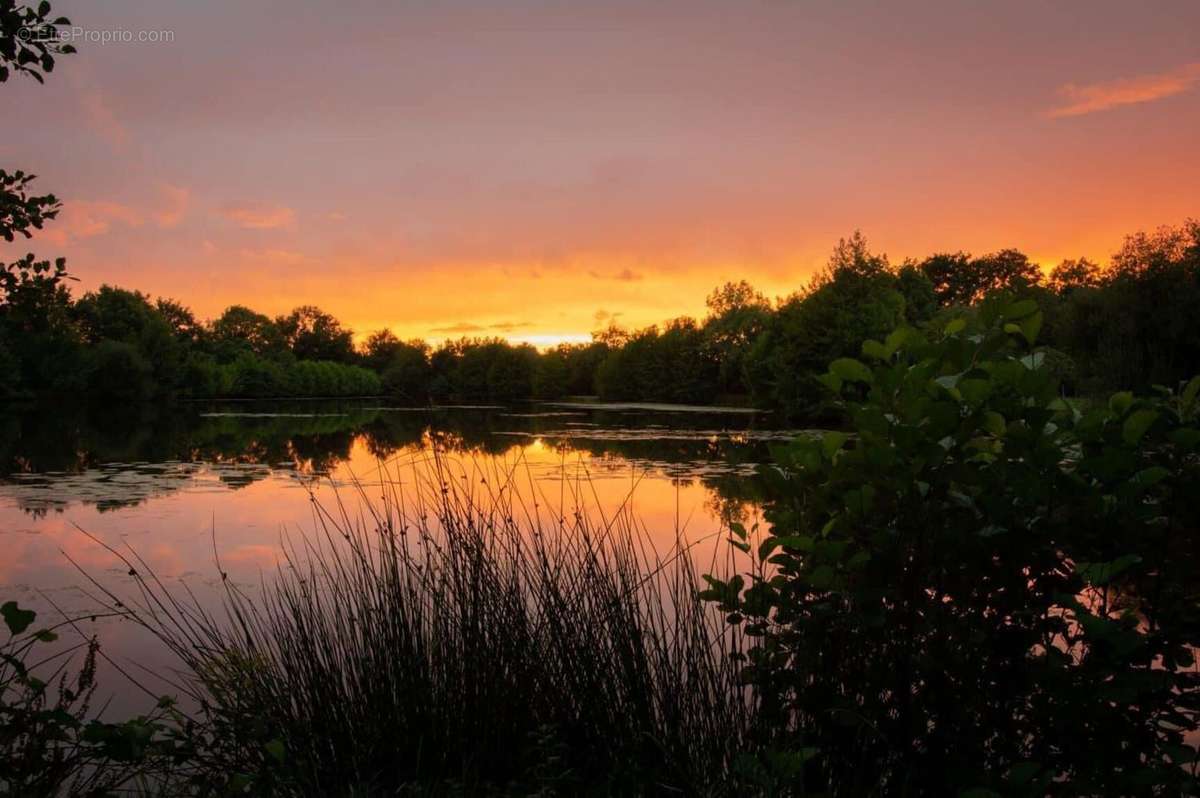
[706,295,1200,795]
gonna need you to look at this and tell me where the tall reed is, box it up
[84,450,753,795]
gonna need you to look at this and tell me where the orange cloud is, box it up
[430,322,486,334]
[41,200,144,244]
[236,247,310,265]
[1047,62,1200,118]
[589,267,643,281]
[593,309,623,325]
[219,202,296,230]
[154,183,190,228]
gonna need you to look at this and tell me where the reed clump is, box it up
[92,452,752,795]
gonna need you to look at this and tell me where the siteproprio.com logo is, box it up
[18,25,175,45]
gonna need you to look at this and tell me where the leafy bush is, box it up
[705,296,1200,794]
[228,352,290,398]
[181,351,231,399]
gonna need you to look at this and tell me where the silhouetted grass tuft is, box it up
[90,452,752,795]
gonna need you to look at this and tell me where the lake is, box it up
[0,399,805,714]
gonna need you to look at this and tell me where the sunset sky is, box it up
[3,0,1198,345]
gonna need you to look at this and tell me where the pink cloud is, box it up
[219,202,296,230]
[155,183,191,228]
[1047,62,1200,118]
[41,200,144,244]
[65,69,129,150]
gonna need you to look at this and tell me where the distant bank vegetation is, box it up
[3,222,1199,413]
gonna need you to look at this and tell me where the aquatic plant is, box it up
[80,452,753,794]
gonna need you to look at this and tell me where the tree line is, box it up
[3,221,1199,410]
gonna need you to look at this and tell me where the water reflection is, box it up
[0,400,799,515]
[0,399,793,712]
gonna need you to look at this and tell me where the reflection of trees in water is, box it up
[0,402,789,513]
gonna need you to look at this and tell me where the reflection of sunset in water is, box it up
[0,433,757,715]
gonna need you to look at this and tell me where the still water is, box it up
[0,400,803,713]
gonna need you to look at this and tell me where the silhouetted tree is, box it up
[210,305,288,362]
[0,3,74,397]
[894,262,937,323]
[1047,257,1103,294]
[920,249,1042,307]
[380,344,432,404]
[703,280,771,395]
[746,233,904,416]
[276,305,355,363]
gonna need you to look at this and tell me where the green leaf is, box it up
[2,601,36,635]
[816,372,842,394]
[830,357,873,384]
[935,374,960,391]
[1019,310,1043,345]
[1108,391,1133,414]
[885,326,917,355]
[959,378,991,404]
[1122,409,1158,445]
[820,431,847,459]
[1004,298,1038,320]
[844,485,875,515]
[861,339,887,360]
[1182,376,1200,412]
[982,411,1006,436]
[34,629,58,642]
[944,318,967,335]
[773,535,814,552]
[265,738,286,764]
[1169,427,1200,450]
[807,564,836,589]
[1076,554,1141,586]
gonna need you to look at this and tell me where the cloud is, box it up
[490,320,534,332]
[69,73,129,151]
[1047,62,1200,118]
[219,202,296,230]
[237,247,309,265]
[430,322,486,334]
[41,200,144,244]
[588,268,643,281]
[155,183,190,228]
[593,309,624,325]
